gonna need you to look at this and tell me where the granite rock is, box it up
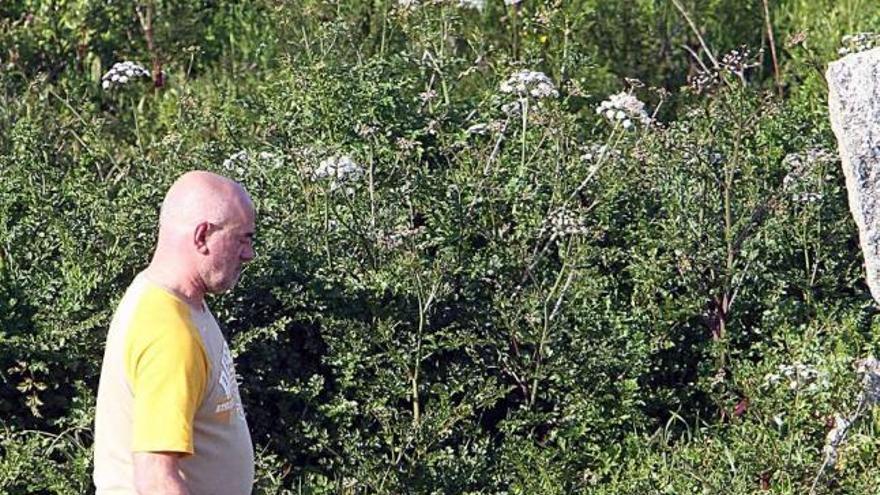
[828,47,880,304]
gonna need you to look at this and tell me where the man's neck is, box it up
[143,264,207,313]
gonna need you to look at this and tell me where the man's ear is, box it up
[194,222,211,254]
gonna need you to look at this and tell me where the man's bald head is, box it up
[151,171,256,298]
[159,171,253,235]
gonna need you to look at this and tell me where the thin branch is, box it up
[670,0,719,69]
[681,44,711,73]
[727,256,752,311]
[136,2,163,87]
[761,0,783,97]
[485,115,511,173]
[549,270,577,322]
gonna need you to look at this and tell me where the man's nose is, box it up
[242,244,256,262]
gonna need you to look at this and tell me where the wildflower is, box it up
[397,0,419,8]
[258,151,280,163]
[710,368,726,387]
[595,92,652,128]
[763,362,829,392]
[313,155,364,191]
[159,132,182,148]
[419,89,438,104]
[487,120,506,133]
[499,70,558,100]
[222,150,250,172]
[838,33,880,56]
[792,192,822,203]
[101,61,151,90]
[221,150,283,175]
[396,137,419,152]
[719,45,761,79]
[378,225,426,249]
[504,0,523,5]
[688,70,721,94]
[782,147,835,202]
[501,101,522,116]
[547,208,589,238]
[458,0,485,10]
[782,148,835,185]
[355,123,378,138]
[423,119,440,136]
[689,46,760,93]
[579,143,617,163]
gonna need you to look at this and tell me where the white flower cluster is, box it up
[688,71,720,94]
[458,0,485,10]
[719,45,761,77]
[688,46,760,93]
[419,89,438,103]
[101,61,150,90]
[355,123,378,138]
[501,101,522,116]
[763,362,830,392]
[782,147,834,203]
[792,192,822,203]
[782,148,834,187]
[548,208,589,238]
[838,33,880,56]
[221,150,283,175]
[823,414,851,466]
[595,92,652,129]
[222,150,250,171]
[396,137,419,152]
[379,225,426,249]
[314,155,364,191]
[396,0,485,10]
[579,143,619,163]
[499,70,559,99]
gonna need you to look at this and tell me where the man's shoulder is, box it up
[117,276,195,331]
[119,278,203,353]
[121,281,209,382]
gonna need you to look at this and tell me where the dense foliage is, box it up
[3,0,880,493]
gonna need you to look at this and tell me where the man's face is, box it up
[201,199,256,294]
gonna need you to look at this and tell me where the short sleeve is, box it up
[125,312,208,455]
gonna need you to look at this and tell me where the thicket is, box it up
[2,0,880,493]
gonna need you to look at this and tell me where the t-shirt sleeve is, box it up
[125,318,208,455]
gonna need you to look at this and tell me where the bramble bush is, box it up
[3,1,880,493]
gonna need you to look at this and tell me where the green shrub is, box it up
[3,1,880,493]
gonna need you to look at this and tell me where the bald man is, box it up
[93,171,256,495]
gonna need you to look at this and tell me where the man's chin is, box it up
[207,276,240,294]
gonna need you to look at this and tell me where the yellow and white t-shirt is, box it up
[93,273,254,494]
